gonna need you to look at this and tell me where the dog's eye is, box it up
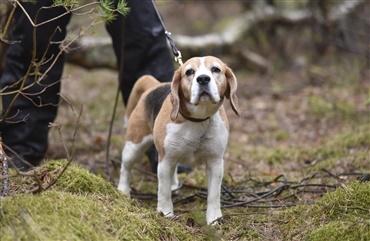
[211,67,221,73]
[185,69,195,76]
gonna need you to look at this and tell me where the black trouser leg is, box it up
[105,0,174,103]
[0,1,71,168]
[105,0,174,173]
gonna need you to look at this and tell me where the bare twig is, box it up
[44,105,83,191]
[13,1,100,28]
[1,2,16,34]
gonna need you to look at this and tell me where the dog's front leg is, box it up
[157,159,177,217]
[206,158,224,225]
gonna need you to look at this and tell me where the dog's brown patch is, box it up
[125,92,152,143]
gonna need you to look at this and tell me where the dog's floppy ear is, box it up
[170,69,181,121]
[225,66,240,116]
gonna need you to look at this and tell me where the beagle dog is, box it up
[118,56,240,225]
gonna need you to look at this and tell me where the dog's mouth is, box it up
[194,90,219,104]
[199,90,210,97]
[199,90,212,100]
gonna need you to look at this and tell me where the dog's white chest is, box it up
[163,112,228,164]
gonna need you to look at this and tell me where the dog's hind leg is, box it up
[118,135,153,197]
[119,93,153,196]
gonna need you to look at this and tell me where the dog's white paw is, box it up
[117,183,131,198]
[157,204,174,218]
[206,208,222,225]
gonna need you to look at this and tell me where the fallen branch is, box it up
[130,168,369,213]
[44,105,83,191]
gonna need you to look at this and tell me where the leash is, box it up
[151,0,183,66]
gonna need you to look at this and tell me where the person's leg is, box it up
[0,1,71,170]
[106,0,175,173]
[105,0,175,104]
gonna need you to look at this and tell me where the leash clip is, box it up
[175,50,183,66]
[165,31,183,66]
[155,1,184,66]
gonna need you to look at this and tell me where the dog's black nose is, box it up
[197,75,210,85]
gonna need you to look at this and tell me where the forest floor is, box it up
[41,51,369,239]
[2,2,370,240]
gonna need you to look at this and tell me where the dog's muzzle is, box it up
[197,74,212,99]
[191,74,220,105]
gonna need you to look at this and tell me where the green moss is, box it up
[308,94,362,121]
[247,146,299,165]
[2,123,368,241]
[308,94,334,117]
[0,160,206,241]
[326,124,370,148]
[223,124,369,240]
[44,160,119,196]
[274,129,291,142]
[366,89,370,105]
[242,124,369,171]
[307,221,370,241]
[1,191,200,241]
[304,124,370,173]
[215,209,266,240]
[243,229,260,240]
[279,181,370,240]
[316,182,370,219]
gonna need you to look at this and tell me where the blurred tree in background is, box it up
[2,0,368,74]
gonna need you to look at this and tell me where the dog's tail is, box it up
[124,75,161,127]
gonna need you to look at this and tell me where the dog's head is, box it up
[170,56,240,121]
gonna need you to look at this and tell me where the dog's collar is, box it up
[179,110,210,122]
